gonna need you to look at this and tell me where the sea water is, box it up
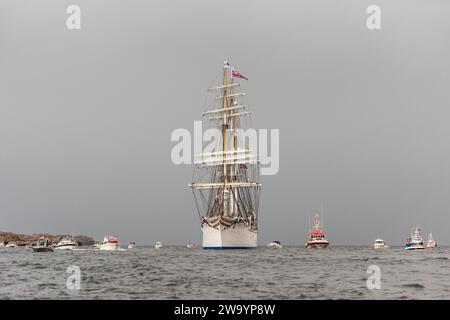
[0,246,449,299]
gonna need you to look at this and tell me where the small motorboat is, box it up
[92,242,101,250]
[31,237,54,252]
[405,227,425,250]
[128,241,137,249]
[99,235,121,251]
[373,238,389,249]
[5,242,18,248]
[54,236,78,250]
[155,241,163,249]
[186,243,196,249]
[426,233,437,248]
[267,241,283,248]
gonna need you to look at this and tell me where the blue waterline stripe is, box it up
[203,246,255,250]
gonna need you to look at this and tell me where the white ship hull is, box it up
[99,243,120,251]
[202,222,257,249]
[404,245,425,250]
[305,240,329,249]
[54,244,77,250]
[426,241,437,248]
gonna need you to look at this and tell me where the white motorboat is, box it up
[267,241,283,248]
[186,243,196,249]
[128,242,137,249]
[155,241,163,249]
[54,236,78,250]
[426,233,437,248]
[99,235,120,251]
[5,242,17,248]
[405,227,425,250]
[373,238,389,249]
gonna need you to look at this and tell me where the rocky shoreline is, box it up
[0,231,95,246]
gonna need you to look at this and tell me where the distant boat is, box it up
[305,212,330,248]
[5,242,18,248]
[54,236,78,250]
[128,241,137,249]
[267,241,283,248]
[99,235,121,251]
[404,227,425,250]
[31,237,54,252]
[186,243,196,249]
[426,233,437,248]
[92,242,101,250]
[373,238,389,249]
[155,241,163,249]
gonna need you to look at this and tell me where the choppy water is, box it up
[1,246,450,299]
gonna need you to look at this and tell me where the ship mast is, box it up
[230,79,238,215]
[190,61,261,226]
[221,62,228,216]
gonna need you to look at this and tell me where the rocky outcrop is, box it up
[0,231,95,246]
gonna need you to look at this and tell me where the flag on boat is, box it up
[231,67,248,80]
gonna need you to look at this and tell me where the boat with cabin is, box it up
[305,212,330,248]
[373,238,389,249]
[426,233,437,248]
[31,237,54,252]
[404,227,425,250]
[54,236,78,250]
[267,241,283,248]
[99,235,121,251]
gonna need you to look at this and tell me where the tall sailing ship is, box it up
[190,61,261,249]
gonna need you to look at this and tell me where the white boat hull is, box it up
[99,243,120,251]
[305,240,329,248]
[202,222,257,249]
[54,245,76,250]
[404,245,425,250]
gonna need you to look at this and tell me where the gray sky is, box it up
[1,0,450,245]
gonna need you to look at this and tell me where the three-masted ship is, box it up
[190,61,261,249]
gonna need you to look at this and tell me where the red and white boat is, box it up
[305,212,330,248]
[99,235,120,251]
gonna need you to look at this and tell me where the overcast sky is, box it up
[1,0,449,245]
